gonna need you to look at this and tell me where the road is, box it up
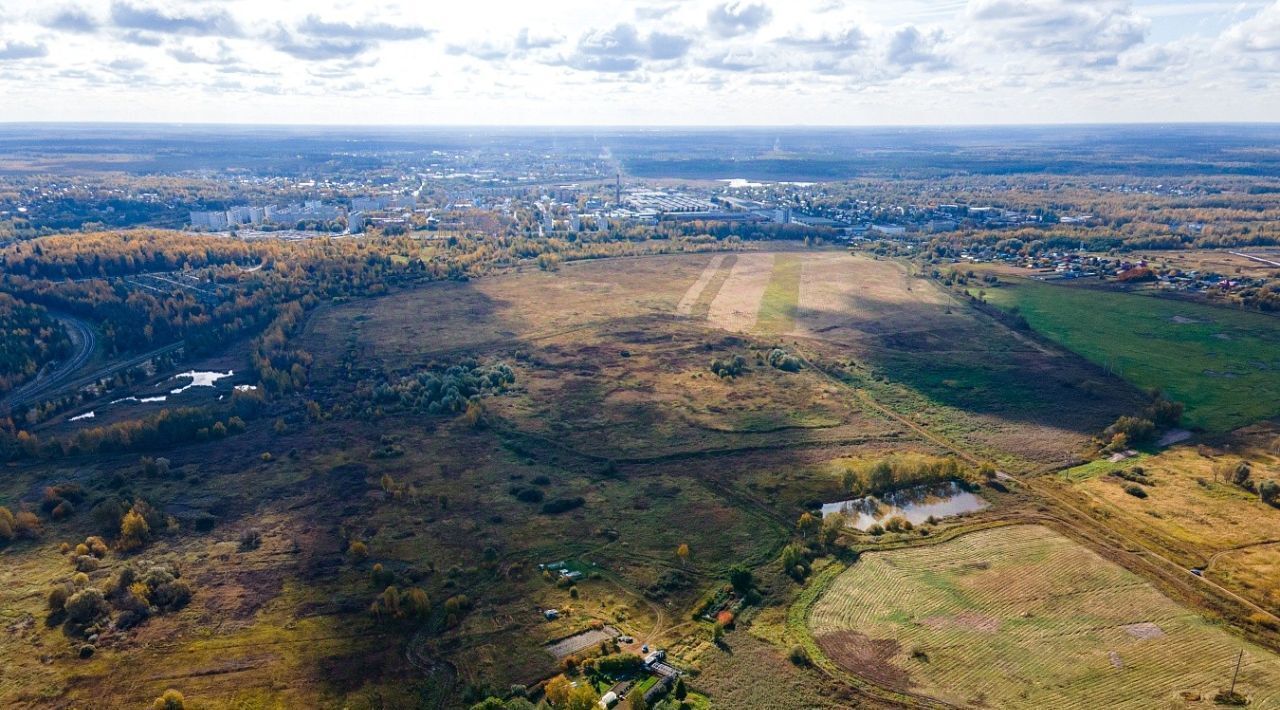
[1,313,95,411]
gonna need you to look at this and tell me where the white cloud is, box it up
[966,0,1149,66]
[0,0,1274,123]
[707,2,773,37]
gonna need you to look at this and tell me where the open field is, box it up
[0,248,1237,708]
[1132,249,1280,280]
[707,252,775,333]
[984,278,1280,431]
[675,249,1148,470]
[807,524,1280,708]
[1054,422,1280,611]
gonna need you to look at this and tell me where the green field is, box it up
[807,525,1280,708]
[754,253,801,334]
[985,279,1280,431]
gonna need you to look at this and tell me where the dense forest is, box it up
[0,293,71,395]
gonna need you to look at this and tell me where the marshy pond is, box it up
[821,481,989,531]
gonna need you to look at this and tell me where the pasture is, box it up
[807,525,1280,708]
[984,278,1280,431]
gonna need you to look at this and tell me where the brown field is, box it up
[1058,422,1280,611]
[791,252,951,342]
[0,248,1167,708]
[706,252,775,333]
[1133,248,1280,279]
[676,253,728,315]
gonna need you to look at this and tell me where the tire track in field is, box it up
[707,252,775,333]
[676,254,727,315]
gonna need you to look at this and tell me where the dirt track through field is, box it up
[677,254,727,315]
[707,252,775,332]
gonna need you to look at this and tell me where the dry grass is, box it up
[808,524,1280,708]
[676,254,728,316]
[706,252,775,333]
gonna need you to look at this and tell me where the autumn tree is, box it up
[544,675,572,707]
[796,512,819,540]
[820,512,846,547]
[119,509,151,551]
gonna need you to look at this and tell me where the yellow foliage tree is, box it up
[119,509,150,551]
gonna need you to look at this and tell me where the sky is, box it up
[0,0,1277,125]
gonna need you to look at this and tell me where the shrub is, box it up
[710,355,747,378]
[73,555,100,573]
[885,516,913,533]
[51,500,75,520]
[84,536,109,558]
[152,689,186,710]
[91,498,128,537]
[540,497,585,515]
[729,564,755,595]
[64,588,110,625]
[1260,480,1280,507]
[591,652,644,675]
[511,487,544,503]
[1145,396,1184,426]
[12,510,41,539]
[867,523,885,536]
[1124,484,1148,499]
[1104,416,1155,444]
[0,506,13,542]
[235,527,259,550]
[151,579,193,612]
[370,563,395,588]
[766,348,802,372]
[47,583,72,614]
[788,645,810,666]
[348,540,369,560]
[403,587,430,619]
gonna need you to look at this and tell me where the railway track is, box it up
[1,312,96,410]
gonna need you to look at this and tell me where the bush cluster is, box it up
[371,361,515,416]
[766,348,802,372]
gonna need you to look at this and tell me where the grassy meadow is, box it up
[806,525,1280,709]
[984,279,1280,431]
[1055,422,1280,612]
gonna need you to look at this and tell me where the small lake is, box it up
[169,370,234,394]
[821,481,989,531]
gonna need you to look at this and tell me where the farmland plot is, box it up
[808,525,1280,708]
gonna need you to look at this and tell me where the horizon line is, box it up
[3,120,1280,130]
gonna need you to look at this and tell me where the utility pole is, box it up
[1229,648,1243,697]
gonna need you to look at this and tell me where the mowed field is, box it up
[680,249,1145,470]
[984,278,1280,431]
[808,525,1280,709]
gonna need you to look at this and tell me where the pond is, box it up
[821,481,989,531]
[169,370,234,394]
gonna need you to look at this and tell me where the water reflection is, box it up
[821,481,988,531]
